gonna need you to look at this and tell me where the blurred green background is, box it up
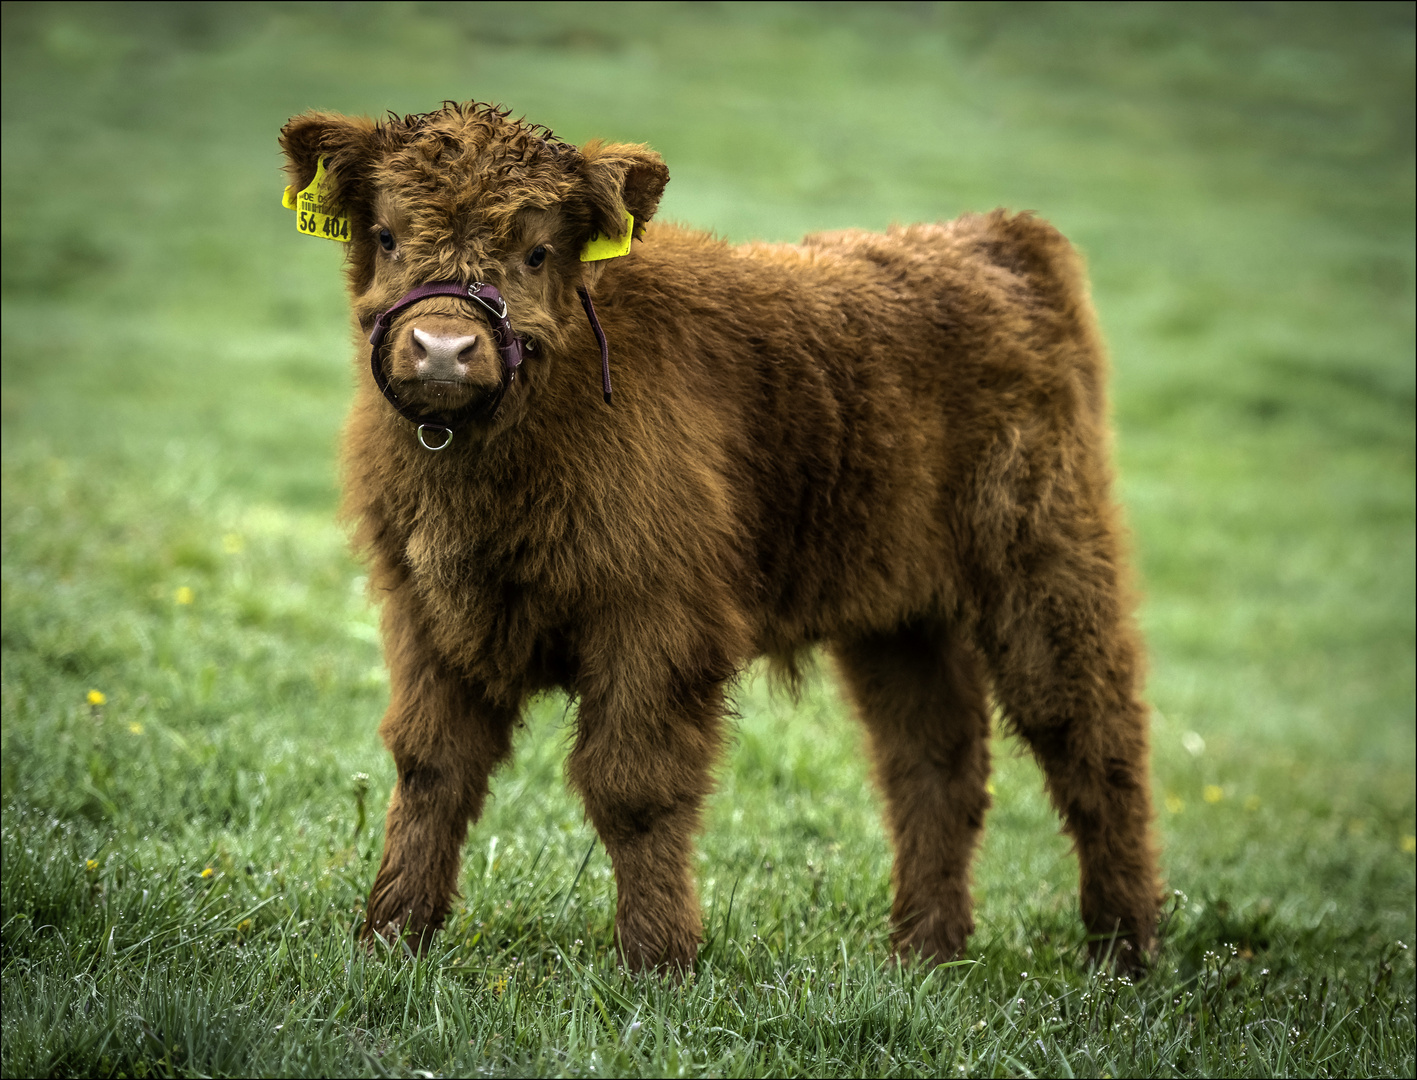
[1,3,1413,1076]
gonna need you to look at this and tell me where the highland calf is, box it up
[279,101,1162,974]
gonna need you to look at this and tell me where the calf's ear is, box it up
[278,110,380,201]
[576,140,670,242]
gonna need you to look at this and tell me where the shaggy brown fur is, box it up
[279,101,1162,974]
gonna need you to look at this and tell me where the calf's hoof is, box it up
[892,911,973,966]
[360,911,439,955]
[361,883,446,956]
[1086,929,1156,977]
[616,926,699,978]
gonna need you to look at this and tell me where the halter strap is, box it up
[367,281,527,433]
[577,286,612,405]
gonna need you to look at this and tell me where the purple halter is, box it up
[367,281,527,449]
[368,280,614,451]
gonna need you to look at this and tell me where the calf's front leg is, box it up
[834,620,992,964]
[362,591,517,950]
[567,676,725,973]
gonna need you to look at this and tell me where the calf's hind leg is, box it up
[362,589,517,950]
[982,544,1162,970]
[834,620,992,962]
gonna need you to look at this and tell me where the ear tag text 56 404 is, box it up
[580,210,634,262]
[282,158,350,244]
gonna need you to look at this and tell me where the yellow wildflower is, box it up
[128,722,143,735]
[985,780,996,795]
[1401,835,1415,854]
[87,690,107,706]
[237,919,252,933]
[175,586,194,605]
[200,867,214,879]
[1203,785,1224,804]
[1164,793,1185,814]
[85,859,98,872]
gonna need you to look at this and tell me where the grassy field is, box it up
[2,2,1413,1076]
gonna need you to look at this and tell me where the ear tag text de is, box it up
[282,157,351,244]
[580,210,634,262]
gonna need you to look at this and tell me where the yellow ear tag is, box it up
[284,157,351,243]
[580,210,634,262]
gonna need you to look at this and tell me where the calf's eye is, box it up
[378,228,395,252]
[526,245,547,269]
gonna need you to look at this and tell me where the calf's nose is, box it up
[412,327,480,380]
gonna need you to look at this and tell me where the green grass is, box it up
[2,2,1413,1076]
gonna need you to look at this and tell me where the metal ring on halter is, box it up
[417,425,454,451]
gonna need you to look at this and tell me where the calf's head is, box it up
[279,102,669,427]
